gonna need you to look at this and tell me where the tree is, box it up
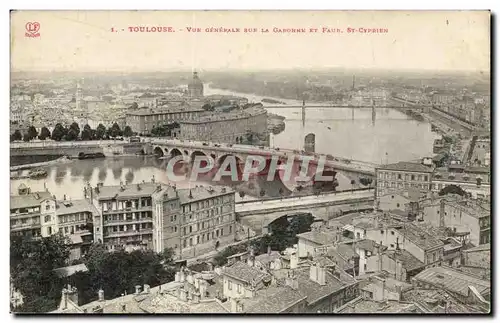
[123,126,133,137]
[12,130,22,141]
[350,179,356,192]
[96,124,107,140]
[38,127,51,140]
[109,123,122,138]
[51,123,66,141]
[22,133,31,142]
[69,122,80,137]
[64,128,79,141]
[28,126,38,140]
[202,103,214,111]
[81,125,93,141]
[10,234,70,313]
[438,184,467,197]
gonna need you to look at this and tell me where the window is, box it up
[396,203,400,208]
[45,204,50,211]
[390,244,394,248]
[380,230,384,234]
[391,231,395,235]
[424,176,428,181]
[237,284,242,293]
[228,281,232,290]
[356,233,361,239]
[44,215,51,223]
[398,174,402,180]
[411,175,415,181]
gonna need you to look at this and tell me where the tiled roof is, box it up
[335,296,422,313]
[402,288,486,313]
[398,223,444,251]
[296,230,336,246]
[56,199,98,215]
[377,162,434,173]
[413,266,490,297]
[243,286,307,313]
[177,186,233,204]
[385,250,425,272]
[10,191,52,210]
[294,267,353,305]
[223,261,268,285]
[355,239,387,253]
[94,182,167,200]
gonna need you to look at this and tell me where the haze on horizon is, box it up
[11,11,490,73]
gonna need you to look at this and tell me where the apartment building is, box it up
[375,161,434,198]
[86,182,236,257]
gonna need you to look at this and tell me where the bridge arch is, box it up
[153,146,164,157]
[164,147,169,155]
[190,150,209,164]
[170,148,183,159]
[183,150,189,156]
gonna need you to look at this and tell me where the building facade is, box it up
[125,103,205,135]
[375,161,434,197]
[180,106,268,143]
[86,182,236,257]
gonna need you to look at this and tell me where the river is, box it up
[11,85,439,200]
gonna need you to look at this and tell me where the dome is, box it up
[188,72,203,89]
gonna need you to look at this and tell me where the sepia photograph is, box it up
[9,10,491,314]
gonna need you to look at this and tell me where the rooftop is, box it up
[296,230,337,246]
[177,186,233,204]
[397,223,444,251]
[93,182,169,200]
[413,266,490,297]
[335,296,423,313]
[402,288,485,313]
[385,249,425,272]
[237,285,307,313]
[377,161,434,173]
[180,106,267,124]
[10,191,52,210]
[56,199,98,215]
[223,261,269,285]
[126,104,204,116]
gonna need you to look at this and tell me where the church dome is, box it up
[188,72,203,89]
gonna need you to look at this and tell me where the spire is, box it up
[188,189,193,199]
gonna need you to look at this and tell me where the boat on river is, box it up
[28,168,48,179]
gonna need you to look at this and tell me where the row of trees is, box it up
[10,234,176,313]
[151,122,180,137]
[10,122,135,142]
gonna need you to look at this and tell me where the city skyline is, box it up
[11,11,490,72]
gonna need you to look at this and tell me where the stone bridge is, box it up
[235,188,375,234]
[144,138,377,185]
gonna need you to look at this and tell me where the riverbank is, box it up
[10,156,72,171]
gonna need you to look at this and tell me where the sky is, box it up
[10,10,491,72]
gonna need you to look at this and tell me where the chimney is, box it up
[309,264,318,282]
[188,189,193,199]
[66,284,79,306]
[143,284,150,294]
[372,276,386,301]
[316,265,326,286]
[98,289,105,302]
[267,245,272,256]
[60,288,68,310]
[290,251,298,269]
[199,281,208,299]
[175,272,180,282]
[439,199,445,227]
[134,285,141,295]
[247,247,255,267]
[230,298,238,313]
[137,183,141,191]
[285,271,299,290]
[63,194,66,201]
[179,269,186,282]
[179,288,187,302]
[193,292,200,304]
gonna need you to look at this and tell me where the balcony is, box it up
[11,222,42,231]
[104,229,153,238]
[102,205,152,214]
[103,217,153,226]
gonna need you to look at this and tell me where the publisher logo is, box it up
[25,22,40,38]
